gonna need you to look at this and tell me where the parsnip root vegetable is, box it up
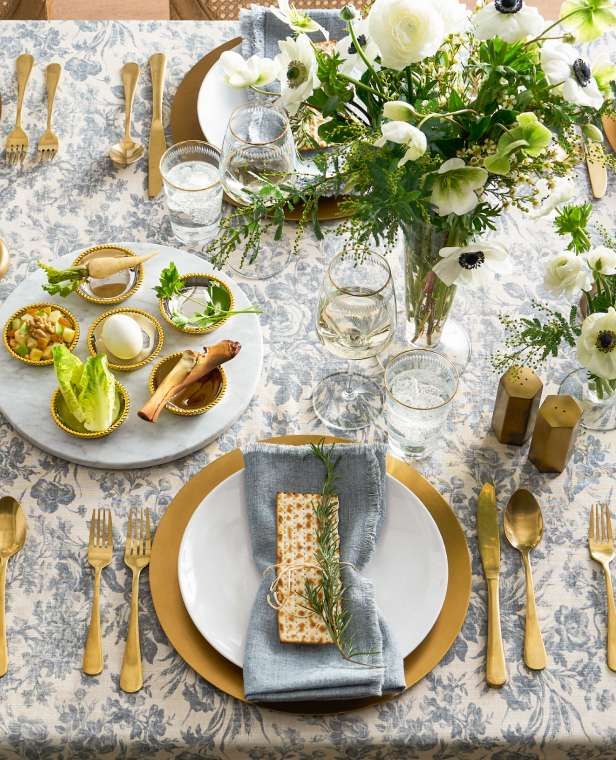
[86,252,157,279]
[138,339,241,423]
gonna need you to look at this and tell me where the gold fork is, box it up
[37,63,61,162]
[83,509,113,675]
[120,508,152,693]
[5,54,34,166]
[589,503,616,671]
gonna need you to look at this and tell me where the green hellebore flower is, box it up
[483,112,552,176]
[593,57,616,94]
[560,0,616,42]
[382,100,415,122]
[582,123,604,142]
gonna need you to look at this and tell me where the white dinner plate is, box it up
[178,468,449,668]
[197,42,247,150]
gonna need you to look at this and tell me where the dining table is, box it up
[0,17,615,759]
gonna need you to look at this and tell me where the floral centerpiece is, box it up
[493,202,616,429]
[210,0,616,359]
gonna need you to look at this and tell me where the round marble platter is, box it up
[0,243,263,469]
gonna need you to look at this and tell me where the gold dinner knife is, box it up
[148,53,167,199]
[585,139,608,199]
[477,483,507,688]
[601,115,616,153]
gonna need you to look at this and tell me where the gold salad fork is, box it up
[120,508,152,693]
[83,509,113,676]
[589,503,616,671]
[37,63,61,162]
[5,54,34,165]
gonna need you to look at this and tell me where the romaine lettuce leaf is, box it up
[78,354,116,432]
[52,344,85,424]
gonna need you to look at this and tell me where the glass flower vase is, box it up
[559,368,616,431]
[401,221,471,373]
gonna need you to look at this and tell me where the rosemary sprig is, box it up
[302,441,376,665]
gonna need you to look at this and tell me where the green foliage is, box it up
[302,441,376,665]
[554,203,593,253]
[153,261,185,300]
[39,261,88,297]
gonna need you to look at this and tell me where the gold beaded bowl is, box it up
[158,273,234,335]
[3,303,80,366]
[50,381,130,439]
[148,351,227,416]
[86,308,165,372]
[72,244,145,305]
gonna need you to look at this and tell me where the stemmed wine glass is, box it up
[220,104,296,280]
[314,251,397,430]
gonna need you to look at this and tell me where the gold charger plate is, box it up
[150,434,471,715]
[170,39,348,223]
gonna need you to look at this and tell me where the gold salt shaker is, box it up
[492,366,543,445]
[528,395,583,473]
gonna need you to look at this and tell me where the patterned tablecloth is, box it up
[0,19,615,759]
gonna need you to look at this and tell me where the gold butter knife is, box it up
[148,53,167,199]
[601,115,616,153]
[585,139,608,199]
[477,483,507,688]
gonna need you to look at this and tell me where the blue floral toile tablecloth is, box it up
[0,19,616,759]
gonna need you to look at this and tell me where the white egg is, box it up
[101,313,143,360]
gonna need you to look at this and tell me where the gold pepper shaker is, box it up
[528,395,583,473]
[492,366,543,445]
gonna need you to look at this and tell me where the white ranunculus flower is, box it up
[272,0,328,38]
[367,0,445,69]
[219,51,279,89]
[433,241,511,287]
[541,42,604,109]
[430,158,488,216]
[335,19,380,78]
[577,307,616,379]
[530,177,576,218]
[375,120,427,165]
[473,0,544,43]
[544,251,593,295]
[275,34,320,115]
[585,245,616,274]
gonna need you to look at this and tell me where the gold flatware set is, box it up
[479,486,616,684]
[110,54,167,199]
[82,507,153,692]
[0,497,26,677]
[3,54,62,164]
[588,503,616,672]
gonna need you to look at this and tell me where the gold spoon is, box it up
[0,496,27,677]
[0,240,8,280]
[109,62,144,167]
[504,489,547,671]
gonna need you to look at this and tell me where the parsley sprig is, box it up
[154,262,261,330]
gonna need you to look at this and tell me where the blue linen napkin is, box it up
[240,5,347,60]
[242,442,406,702]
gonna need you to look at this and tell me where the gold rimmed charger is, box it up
[170,39,348,223]
[86,307,164,372]
[150,434,471,714]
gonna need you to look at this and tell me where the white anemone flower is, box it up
[544,251,593,295]
[433,241,511,287]
[473,0,544,43]
[577,307,616,380]
[219,51,279,89]
[275,34,320,115]
[585,246,616,274]
[368,0,467,70]
[334,19,379,78]
[541,42,604,108]
[375,120,427,165]
[430,158,488,216]
[271,0,328,38]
